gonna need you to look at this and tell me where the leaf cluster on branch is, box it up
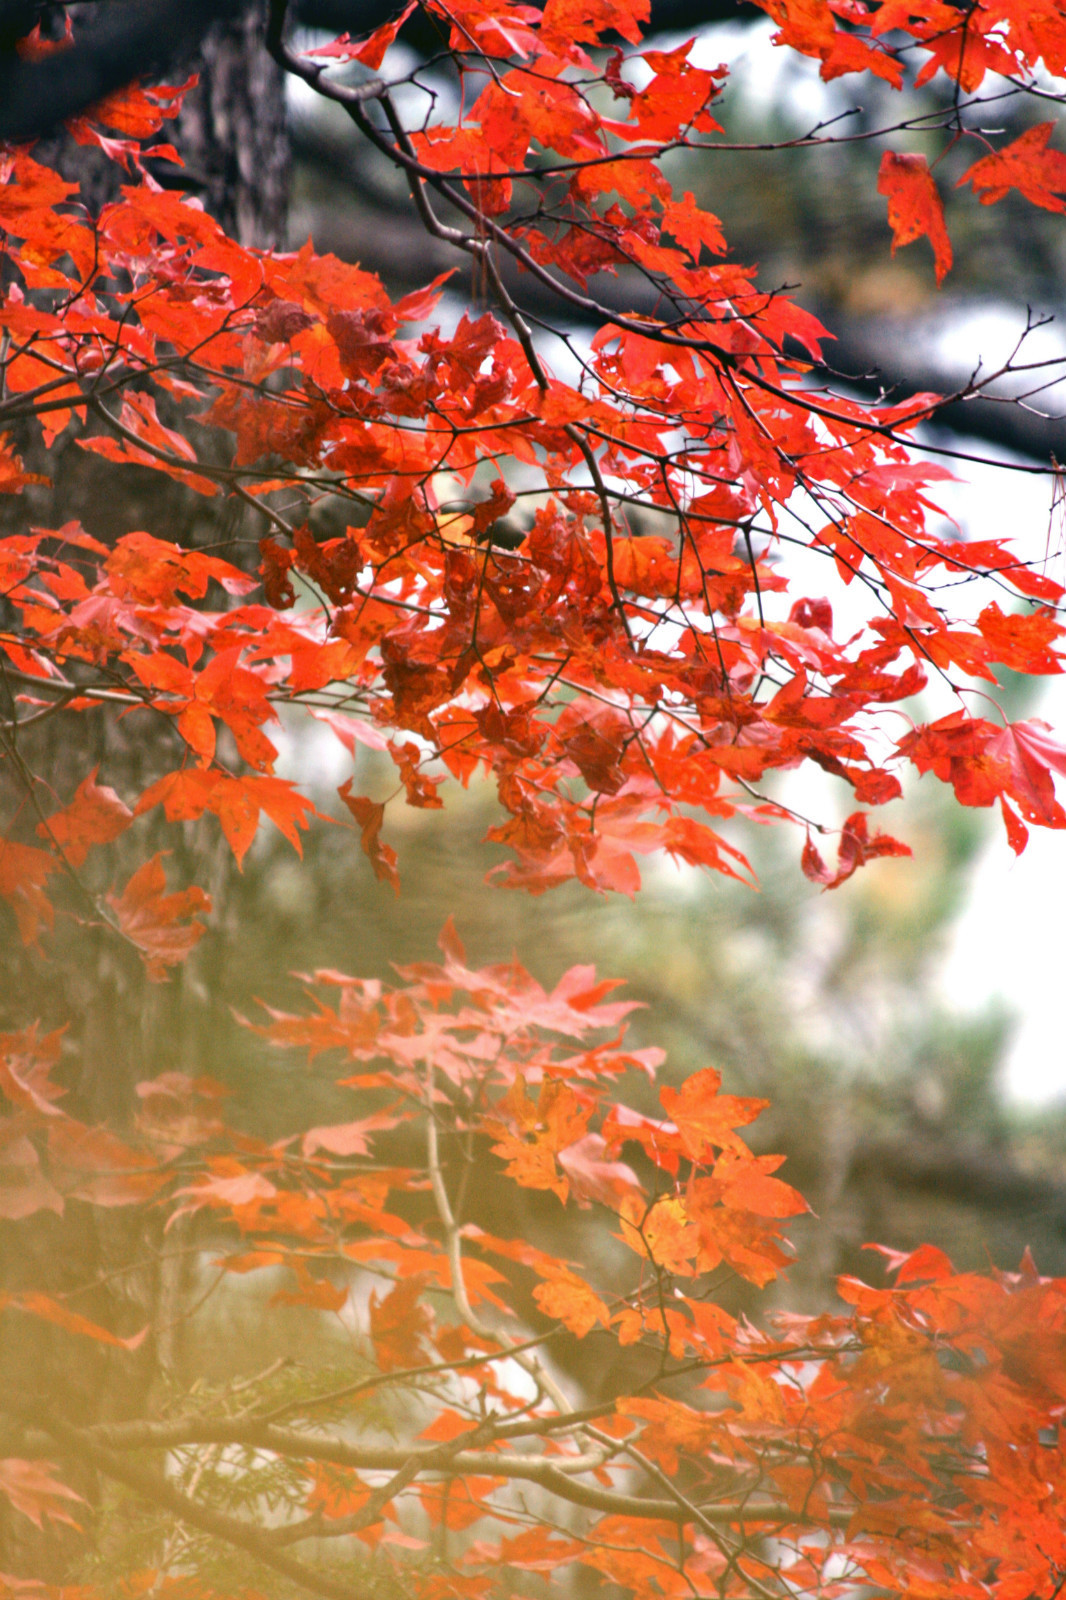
[5,924,1066,1600]
[2,0,1066,1594]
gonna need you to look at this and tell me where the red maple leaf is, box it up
[878,151,953,282]
[107,854,210,980]
[958,122,1066,211]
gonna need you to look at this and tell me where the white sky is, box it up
[906,397,1066,1107]
[939,762,1066,1104]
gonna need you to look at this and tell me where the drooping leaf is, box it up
[0,1458,84,1530]
[107,854,210,980]
[878,151,953,282]
[338,781,400,893]
[369,1274,433,1370]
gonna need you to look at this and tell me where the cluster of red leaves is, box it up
[756,0,1066,90]
[2,923,1066,1600]
[1,4,1065,958]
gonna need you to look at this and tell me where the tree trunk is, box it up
[169,2,290,250]
[0,7,289,1580]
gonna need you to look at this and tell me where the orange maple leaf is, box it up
[659,1067,767,1161]
[878,151,953,283]
[0,1458,83,1531]
[533,1272,610,1336]
[37,768,132,868]
[107,854,210,980]
[958,122,1066,212]
[369,1274,433,1370]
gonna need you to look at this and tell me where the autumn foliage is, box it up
[3,0,1066,1594]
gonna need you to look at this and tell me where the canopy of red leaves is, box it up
[0,0,1064,944]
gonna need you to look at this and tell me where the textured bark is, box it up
[0,8,289,1581]
[20,2,289,249]
[169,2,290,249]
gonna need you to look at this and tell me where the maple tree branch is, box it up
[376,89,470,249]
[40,1410,844,1529]
[424,1072,577,1418]
[293,69,1066,479]
[0,664,143,708]
[478,242,549,393]
[260,1450,425,1546]
[266,0,390,109]
[87,394,224,486]
[0,684,81,732]
[233,480,298,537]
[605,1432,788,1600]
[257,1329,571,1425]
[563,423,632,640]
[15,1402,369,1600]
[294,110,1066,466]
[3,5,1066,1595]
[293,76,961,496]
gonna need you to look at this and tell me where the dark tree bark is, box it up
[11,1,289,248]
[168,1,291,248]
[0,6,290,1582]
[0,0,761,145]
